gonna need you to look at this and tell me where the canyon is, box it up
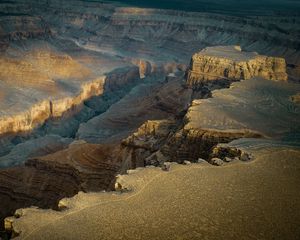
[0,0,299,239]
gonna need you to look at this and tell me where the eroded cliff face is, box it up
[0,0,299,139]
[0,44,298,238]
[0,0,299,235]
[186,46,288,88]
[0,64,140,136]
[121,120,260,168]
[0,69,192,232]
[120,46,295,167]
[0,142,127,233]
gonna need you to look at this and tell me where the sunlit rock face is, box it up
[0,0,299,138]
[186,46,288,88]
[0,45,140,136]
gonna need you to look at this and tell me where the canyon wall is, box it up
[0,0,299,236]
[0,66,140,136]
[0,45,298,237]
[1,1,300,65]
[186,46,288,88]
[0,0,299,138]
[0,142,127,232]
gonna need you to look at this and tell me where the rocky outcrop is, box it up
[120,117,261,167]
[186,46,288,88]
[121,119,259,167]
[160,128,261,164]
[121,120,178,168]
[119,48,299,167]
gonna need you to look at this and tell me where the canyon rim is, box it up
[0,0,300,239]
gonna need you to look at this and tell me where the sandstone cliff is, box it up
[186,46,288,88]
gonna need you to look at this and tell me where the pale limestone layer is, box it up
[186,46,288,87]
[5,147,300,240]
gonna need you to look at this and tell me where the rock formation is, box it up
[186,46,288,88]
[0,43,297,235]
[0,0,299,238]
[121,46,298,166]
[77,73,192,144]
[0,0,299,140]
[0,53,140,136]
[0,142,126,232]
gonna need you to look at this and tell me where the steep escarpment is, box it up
[121,120,260,168]
[186,46,288,88]
[121,46,297,167]
[0,62,140,136]
[0,44,298,239]
[0,0,299,140]
[0,0,299,236]
[77,72,192,143]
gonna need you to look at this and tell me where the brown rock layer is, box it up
[0,143,126,230]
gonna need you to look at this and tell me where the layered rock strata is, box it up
[122,47,297,167]
[0,142,125,232]
[77,73,192,143]
[0,0,299,237]
[186,46,288,88]
[0,63,140,136]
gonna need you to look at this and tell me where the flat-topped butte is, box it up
[187,46,288,87]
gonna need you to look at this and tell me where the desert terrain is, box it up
[0,0,299,239]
